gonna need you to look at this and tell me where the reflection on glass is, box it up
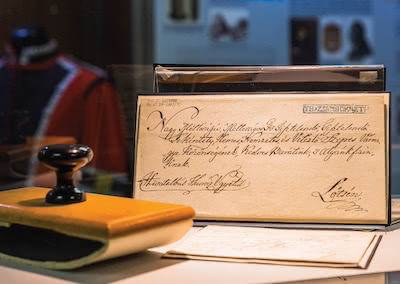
[0,26,129,196]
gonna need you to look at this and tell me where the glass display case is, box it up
[1,0,400,282]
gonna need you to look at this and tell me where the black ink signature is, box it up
[311,178,367,212]
[137,167,250,195]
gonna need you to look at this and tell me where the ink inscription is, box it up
[138,167,250,195]
[311,178,367,212]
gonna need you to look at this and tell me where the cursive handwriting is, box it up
[162,151,191,168]
[311,178,367,212]
[146,106,200,132]
[144,105,379,162]
[145,108,378,162]
[137,167,250,195]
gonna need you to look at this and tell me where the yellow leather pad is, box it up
[0,187,195,241]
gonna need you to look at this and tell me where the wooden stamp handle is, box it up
[38,144,93,204]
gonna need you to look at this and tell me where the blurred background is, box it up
[0,0,400,196]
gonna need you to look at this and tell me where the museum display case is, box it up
[1,0,400,283]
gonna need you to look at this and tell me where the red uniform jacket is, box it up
[0,55,128,174]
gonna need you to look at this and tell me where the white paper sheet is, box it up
[164,225,380,268]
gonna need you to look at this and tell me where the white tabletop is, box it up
[1,227,400,284]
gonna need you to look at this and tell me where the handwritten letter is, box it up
[134,93,389,224]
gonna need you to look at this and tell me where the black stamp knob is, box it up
[38,144,94,204]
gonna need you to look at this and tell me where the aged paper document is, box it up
[164,225,381,268]
[134,93,389,224]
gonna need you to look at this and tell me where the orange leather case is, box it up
[0,187,195,269]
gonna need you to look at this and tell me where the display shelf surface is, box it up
[1,226,400,284]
